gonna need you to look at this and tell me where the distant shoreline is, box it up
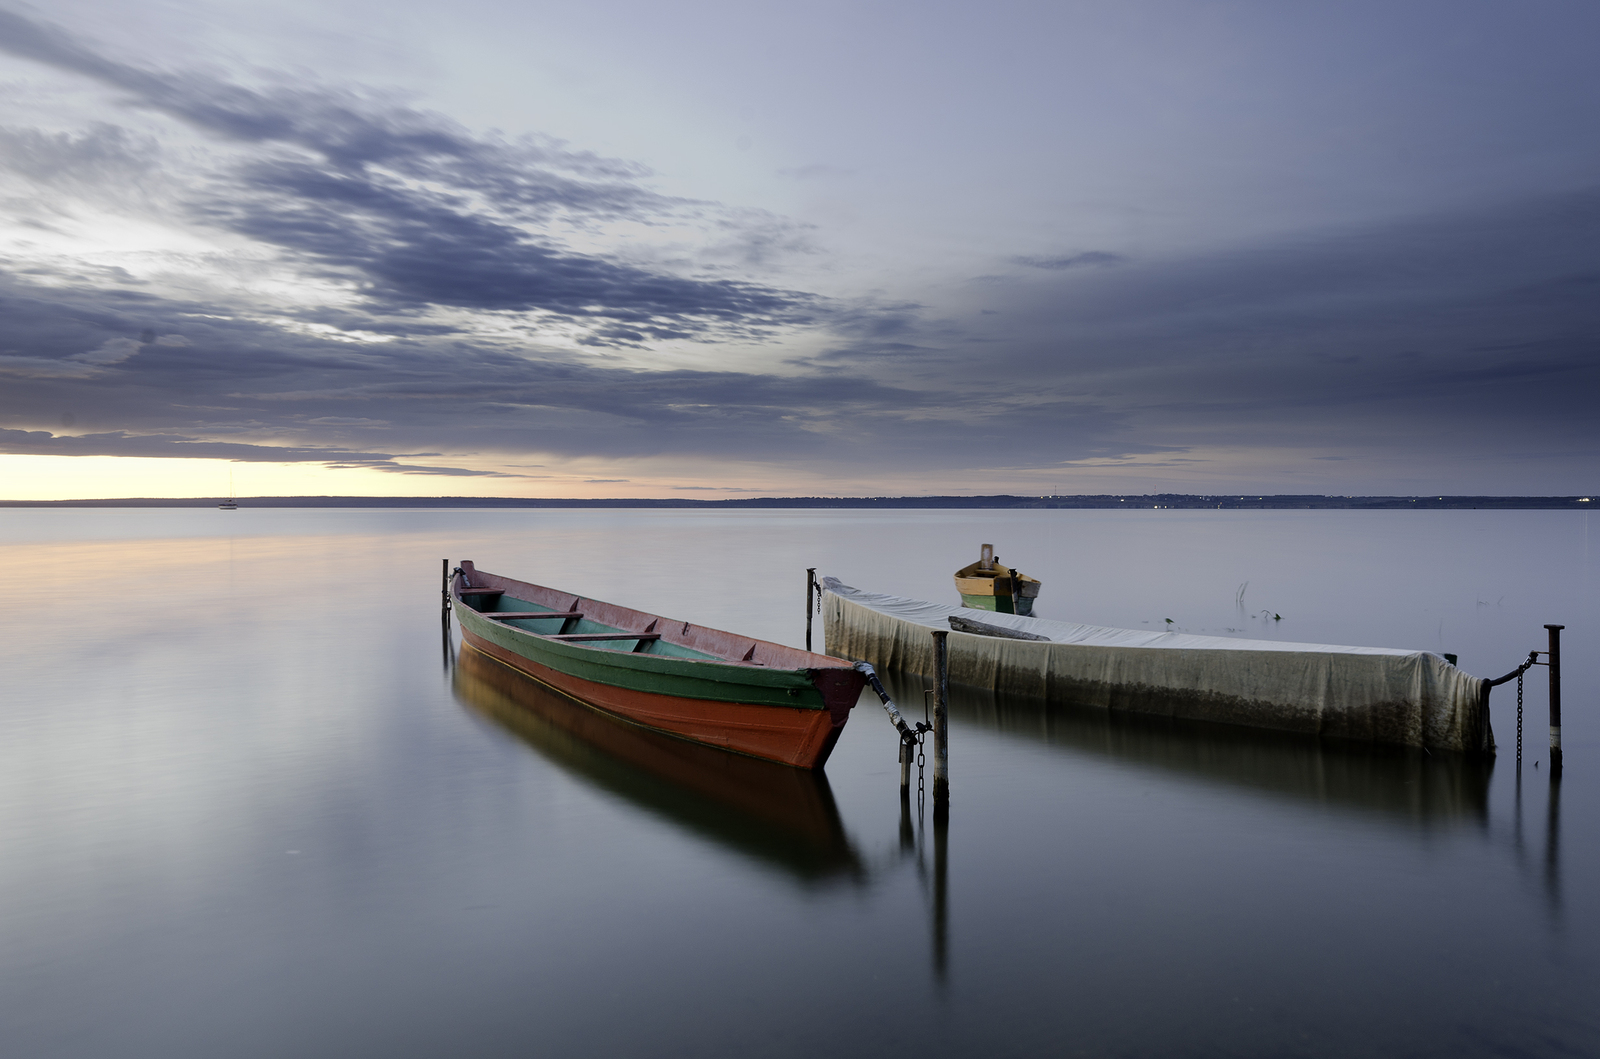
[1,494,1593,510]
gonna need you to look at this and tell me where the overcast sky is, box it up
[1,0,1597,498]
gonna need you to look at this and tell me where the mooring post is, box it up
[1546,624,1563,772]
[899,738,913,800]
[441,559,451,616]
[931,629,950,807]
[806,568,817,652]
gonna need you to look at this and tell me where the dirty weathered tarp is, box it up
[822,578,1493,754]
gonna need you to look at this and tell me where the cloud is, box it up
[0,123,158,185]
[6,178,1594,489]
[72,337,142,365]
[1012,252,1126,271]
[195,157,816,329]
[0,9,820,343]
[950,187,1600,482]
[0,427,519,476]
[0,334,145,378]
[0,356,102,379]
[2,9,1596,493]
[0,263,1137,476]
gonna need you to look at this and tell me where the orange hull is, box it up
[461,630,852,768]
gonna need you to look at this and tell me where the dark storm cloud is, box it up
[4,9,1595,489]
[0,9,815,339]
[0,263,1129,472]
[9,186,1596,483]
[960,186,1600,472]
[198,156,812,324]
[0,9,1124,473]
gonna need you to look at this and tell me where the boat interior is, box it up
[953,559,1038,585]
[458,586,721,659]
[452,561,844,671]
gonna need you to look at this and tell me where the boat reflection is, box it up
[874,668,1495,828]
[452,644,863,884]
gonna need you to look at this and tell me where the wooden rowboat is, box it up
[449,561,865,769]
[953,543,1041,616]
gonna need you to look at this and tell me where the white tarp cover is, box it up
[822,578,1493,753]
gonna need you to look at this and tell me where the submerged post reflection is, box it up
[1545,764,1562,917]
[933,805,949,984]
[441,612,456,673]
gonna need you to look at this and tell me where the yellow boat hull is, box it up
[953,560,1041,616]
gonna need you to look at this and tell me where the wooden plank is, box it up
[633,620,660,652]
[547,632,663,642]
[948,614,1051,641]
[488,611,583,620]
[458,587,503,595]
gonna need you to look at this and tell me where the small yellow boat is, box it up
[953,543,1041,616]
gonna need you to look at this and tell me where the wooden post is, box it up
[1546,624,1564,772]
[441,559,451,616]
[899,737,913,800]
[805,568,817,652]
[931,629,949,806]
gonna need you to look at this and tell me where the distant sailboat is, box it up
[219,470,238,510]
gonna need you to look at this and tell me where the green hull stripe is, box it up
[959,593,1013,614]
[456,606,827,709]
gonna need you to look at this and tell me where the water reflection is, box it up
[932,810,948,983]
[451,644,862,883]
[875,668,1496,828]
[1545,769,1562,915]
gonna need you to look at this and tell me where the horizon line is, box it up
[2,493,1593,509]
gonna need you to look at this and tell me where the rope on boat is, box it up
[853,662,926,742]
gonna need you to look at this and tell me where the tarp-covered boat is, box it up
[450,562,864,769]
[954,543,1041,616]
[823,578,1494,754]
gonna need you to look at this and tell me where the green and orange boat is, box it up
[449,561,865,769]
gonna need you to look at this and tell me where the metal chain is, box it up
[1516,670,1524,762]
[916,730,927,804]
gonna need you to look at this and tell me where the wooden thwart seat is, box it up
[546,632,662,642]
[487,611,583,620]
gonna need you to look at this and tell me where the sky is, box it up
[1,0,1597,500]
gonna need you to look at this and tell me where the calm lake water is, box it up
[1,508,1594,1058]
